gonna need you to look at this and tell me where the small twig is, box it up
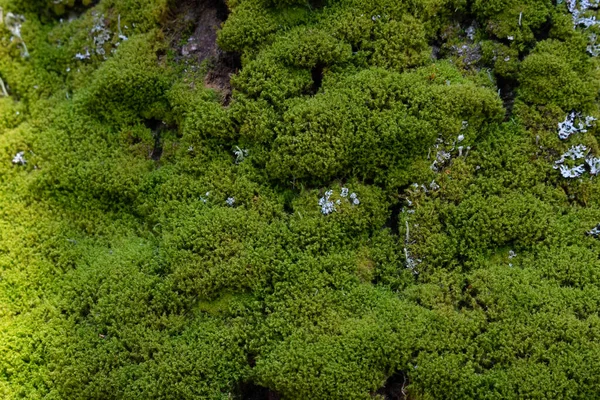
[0,76,7,97]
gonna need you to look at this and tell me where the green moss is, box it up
[2,0,600,398]
[517,38,600,112]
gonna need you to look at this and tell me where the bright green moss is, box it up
[472,0,555,46]
[265,65,502,185]
[3,0,600,398]
[76,32,173,126]
[517,38,600,112]
[369,15,431,71]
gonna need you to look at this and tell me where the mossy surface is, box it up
[1,0,600,398]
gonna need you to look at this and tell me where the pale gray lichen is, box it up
[588,33,600,55]
[430,149,451,172]
[553,144,600,178]
[465,25,476,41]
[559,163,586,178]
[452,43,482,65]
[233,146,249,164]
[319,188,359,215]
[430,134,470,172]
[75,49,91,60]
[91,13,111,58]
[508,249,517,267]
[558,112,596,139]
[319,190,335,215]
[562,0,600,28]
[586,155,600,175]
[555,144,588,165]
[12,151,26,165]
[587,223,600,237]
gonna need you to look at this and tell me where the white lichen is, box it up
[91,13,111,58]
[586,155,600,175]
[318,190,335,215]
[12,151,26,165]
[562,0,600,28]
[233,146,249,164]
[75,49,91,60]
[559,163,586,178]
[558,112,596,139]
[226,197,235,206]
[588,223,600,237]
[588,33,600,55]
[430,149,451,172]
[318,188,360,215]
[553,144,597,178]
[555,144,588,165]
[465,25,476,41]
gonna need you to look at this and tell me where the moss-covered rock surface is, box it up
[1,0,600,398]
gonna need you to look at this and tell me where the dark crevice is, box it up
[310,63,325,94]
[247,353,257,368]
[515,16,552,62]
[386,201,403,236]
[239,382,281,400]
[151,133,163,161]
[532,16,552,43]
[144,118,166,161]
[308,0,327,9]
[205,50,242,105]
[496,75,518,120]
[213,0,229,21]
[376,371,410,400]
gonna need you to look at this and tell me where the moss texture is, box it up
[1,0,600,398]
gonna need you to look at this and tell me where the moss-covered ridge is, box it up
[0,0,600,398]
